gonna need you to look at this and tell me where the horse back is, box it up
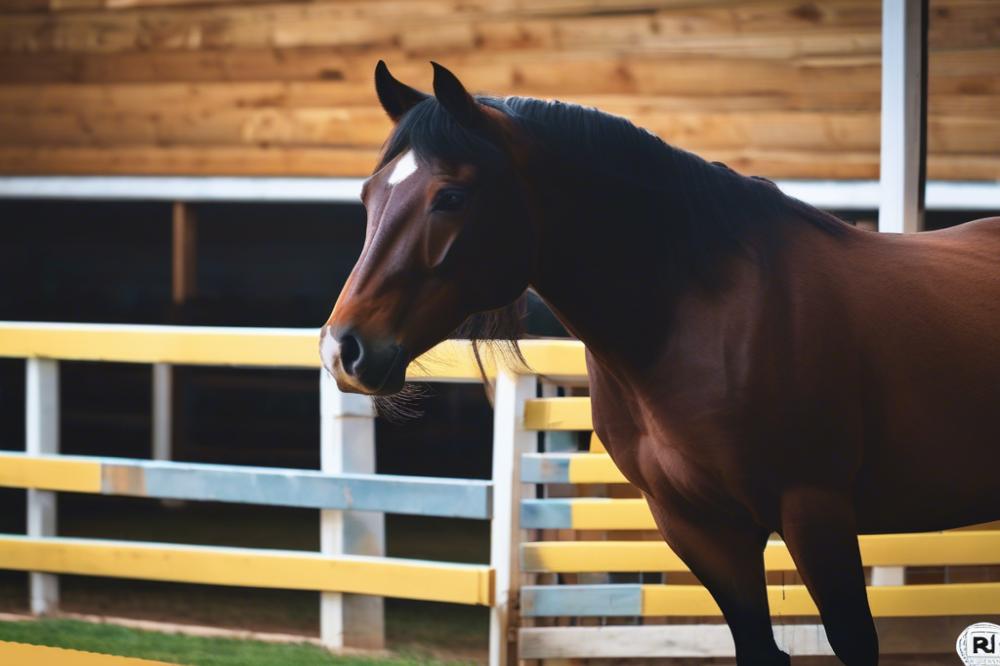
[833,216,1000,531]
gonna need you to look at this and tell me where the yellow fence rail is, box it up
[0,322,587,381]
[3,321,999,662]
[0,536,492,606]
[523,531,1000,573]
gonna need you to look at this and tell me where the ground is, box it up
[0,618,468,665]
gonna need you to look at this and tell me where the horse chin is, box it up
[333,368,405,396]
[372,370,406,396]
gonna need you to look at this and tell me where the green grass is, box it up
[0,618,470,666]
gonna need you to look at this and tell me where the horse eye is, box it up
[432,189,467,212]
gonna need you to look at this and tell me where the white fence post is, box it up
[319,371,384,650]
[871,567,905,587]
[26,358,59,615]
[879,0,927,234]
[151,363,172,462]
[490,370,537,666]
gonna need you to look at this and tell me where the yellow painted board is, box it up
[857,531,1000,567]
[406,339,586,381]
[0,454,101,493]
[519,339,589,379]
[641,584,731,616]
[524,397,593,431]
[524,531,1000,573]
[570,499,655,530]
[549,493,1000,535]
[588,432,606,453]
[0,537,493,606]
[0,641,178,666]
[641,583,1000,617]
[865,582,1000,617]
[0,323,321,368]
[0,323,587,381]
[523,541,688,573]
[567,453,625,483]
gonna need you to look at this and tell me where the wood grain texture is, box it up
[0,0,997,178]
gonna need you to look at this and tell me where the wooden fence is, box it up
[1,321,999,663]
[517,421,1000,658]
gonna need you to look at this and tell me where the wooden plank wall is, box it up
[0,0,997,179]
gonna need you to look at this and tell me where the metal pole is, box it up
[151,363,172,462]
[878,0,928,233]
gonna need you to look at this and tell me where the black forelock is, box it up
[377,95,512,173]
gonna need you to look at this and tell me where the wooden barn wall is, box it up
[0,0,997,180]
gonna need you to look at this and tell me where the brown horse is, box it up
[321,61,1000,665]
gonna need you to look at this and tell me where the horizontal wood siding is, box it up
[0,0,997,179]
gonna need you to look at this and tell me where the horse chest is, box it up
[588,364,749,512]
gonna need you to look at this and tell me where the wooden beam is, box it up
[0,145,379,177]
[0,453,101,494]
[488,371,537,666]
[3,106,1000,160]
[0,322,589,378]
[319,372,383,649]
[521,582,1000,617]
[521,498,653,530]
[522,531,1000,573]
[0,0,992,57]
[2,144,999,180]
[25,359,60,616]
[521,452,629,484]
[524,398,592,431]
[0,452,493,519]
[519,617,1000,659]
[0,641,178,666]
[0,535,494,605]
[171,201,196,305]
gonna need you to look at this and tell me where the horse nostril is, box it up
[338,332,363,375]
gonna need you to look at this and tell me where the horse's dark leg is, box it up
[780,486,878,666]
[646,499,790,666]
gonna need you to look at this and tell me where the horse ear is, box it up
[375,60,428,122]
[431,61,489,130]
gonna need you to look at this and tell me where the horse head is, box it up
[321,62,536,395]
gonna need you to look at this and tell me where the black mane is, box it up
[377,94,848,368]
[381,94,845,260]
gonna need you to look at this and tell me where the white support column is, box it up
[319,371,384,650]
[151,363,172,461]
[490,371,537,666]
[26,358,59,615]
[879,0,928,234]
[871,566,906,587]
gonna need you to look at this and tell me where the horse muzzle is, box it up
[321,325,408,395]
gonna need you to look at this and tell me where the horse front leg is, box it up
[780,486,878,666]
[645,498,790,666]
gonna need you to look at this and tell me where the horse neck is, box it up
[527,169,683,371]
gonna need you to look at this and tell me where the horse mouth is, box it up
[332,344,408,396]
[366,346,408,395]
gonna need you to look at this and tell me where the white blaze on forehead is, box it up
[387,150,418,185]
